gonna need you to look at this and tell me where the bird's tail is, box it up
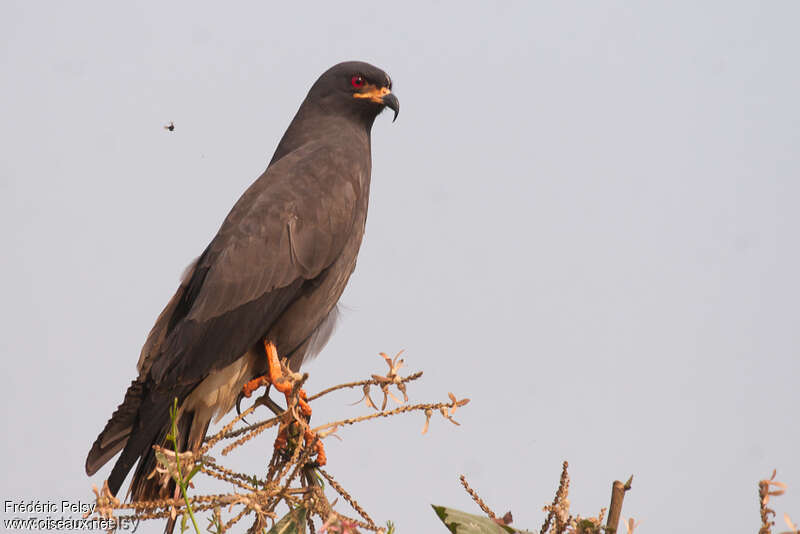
[88,385,205,534]
[127,401,195,534]
[86,379,146,477]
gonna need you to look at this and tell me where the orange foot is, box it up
[271,426,327,466]
[304,428,327,466]
[241,340,311,416]
[241,340,326,466]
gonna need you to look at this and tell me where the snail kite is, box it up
[86,61,399,503]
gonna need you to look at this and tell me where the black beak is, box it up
[382,93,399,122]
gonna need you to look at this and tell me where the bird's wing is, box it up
[88,143,362,477]
[149,143,361,386]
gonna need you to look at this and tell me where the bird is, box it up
[86,61,399,517]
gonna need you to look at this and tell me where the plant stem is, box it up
[171,398,201,534]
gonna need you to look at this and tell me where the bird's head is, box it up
[307,61,399,124]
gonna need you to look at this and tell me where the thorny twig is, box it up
[86,352,467,533]
[312,396,470,436]
[457,474,514,527]
[459,474,499,521]
[540,461,571,534]
[759,469,798,534]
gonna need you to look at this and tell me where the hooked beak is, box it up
[382,93,399,122]
[353,85,400,122]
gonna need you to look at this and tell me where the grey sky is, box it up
[2,1,799,532]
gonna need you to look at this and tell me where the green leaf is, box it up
[267,505,307,534]
[186,464,202,483]
[431,506,532,534]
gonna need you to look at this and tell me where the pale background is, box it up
[2,2,799,532]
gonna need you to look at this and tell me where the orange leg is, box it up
[241,341,311,416]
[264,340,312,416]
[241,340,324,464]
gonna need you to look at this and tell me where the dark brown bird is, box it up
[86,61,398,516]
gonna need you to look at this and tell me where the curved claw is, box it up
[235,392,250,424]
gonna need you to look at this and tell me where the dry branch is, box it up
[85,352,467,533]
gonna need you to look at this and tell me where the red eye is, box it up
[351,75,365,88]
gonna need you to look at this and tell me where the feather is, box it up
[86,62,396,534]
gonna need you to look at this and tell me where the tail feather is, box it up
[106,390,173,496]
[86,380,146,476]
[129,408,209,534]
[97,389,208,534]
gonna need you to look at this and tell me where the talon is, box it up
[235,393,249,424]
